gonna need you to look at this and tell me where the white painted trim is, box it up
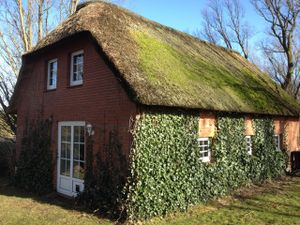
[274,135,281,151]
[57,121,85,197]
[245,135,252,155]
[47,59,57,90]
[198,137,211,163]
[70,50,84,86]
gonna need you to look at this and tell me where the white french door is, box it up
[57,122,85,197]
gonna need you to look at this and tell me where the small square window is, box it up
[274,135,281,151]
[47,59,57,90]
[245,136,252,155]
[198,138,211,162]
[70,50,84,86]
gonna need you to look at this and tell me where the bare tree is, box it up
[0,0,80,135]
[252,0,300,97]
[199,0,251,59]
[0,0,128,135]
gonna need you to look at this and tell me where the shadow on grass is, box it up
[0,176,121,224]
[228,203,300,219]
[219,176,300,220]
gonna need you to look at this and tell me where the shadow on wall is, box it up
[291,151,300,174]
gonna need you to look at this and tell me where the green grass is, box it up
[146,176,300,225]
[0,178,111,225]
[0,176,299,225]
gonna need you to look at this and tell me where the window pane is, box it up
[73,161,84,180]
[61,126,71,142]
[52,71,57,85]
[52,61,57,71]
[61,143,71,159]
[73,144,80,160]
[73,144,84,161]
[78,71,83,81]
[74,126,84,142]
[74,126,81,142]
[77,64,83,73]
[73,72,77,81]
[200,152,204,158]
[60,159,70,176]
[48,61,57,88]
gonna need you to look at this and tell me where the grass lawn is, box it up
[147,176,300,225]
[0,176,299,225]
[0,178,110,225]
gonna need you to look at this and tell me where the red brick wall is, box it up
[198,112,216,138]
[15,34,137,187]
[274,117,300,152]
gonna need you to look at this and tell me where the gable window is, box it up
[47,59,57,90]
[274,135,281,151]
[70,50,84,86]
[245,136,252,155]
[198,138,211,162]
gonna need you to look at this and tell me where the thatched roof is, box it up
[11,1,300,116]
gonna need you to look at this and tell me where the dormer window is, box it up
[70,50,84,86]
[47,59,57,90]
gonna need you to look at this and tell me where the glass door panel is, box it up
[60,126,71,177]
[73,126,85,180]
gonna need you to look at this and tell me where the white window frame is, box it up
[57,121,86,197]
[245,135,252,155]
[274,135,281,151]
[70,50,84,86]
[47,59,57,90]
[198,137,211,163]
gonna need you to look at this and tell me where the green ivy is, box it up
[124,111,287,220]
[14,119,53,195]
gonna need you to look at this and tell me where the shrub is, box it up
[0,140,15,177]
[78,129,127,217]
[14,119,53,195]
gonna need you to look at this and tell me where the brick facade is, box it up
[14,34,137,188]
[14,33,300,191]
[199,113,300,154]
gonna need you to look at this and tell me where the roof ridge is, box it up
[76,0,242,57]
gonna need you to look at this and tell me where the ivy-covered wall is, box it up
[125,111,287,220]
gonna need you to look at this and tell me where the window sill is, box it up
[45,88,57,92]
[68,83,83,88]
[200,159,211,163]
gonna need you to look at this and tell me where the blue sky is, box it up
[120,0,267,48]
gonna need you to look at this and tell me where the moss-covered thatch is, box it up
[11,1,300,116]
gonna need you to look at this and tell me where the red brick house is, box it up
[9,2,300,197]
